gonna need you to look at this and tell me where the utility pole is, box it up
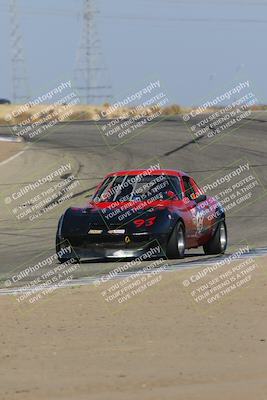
[9,0,30,103]
[74,0,112,104]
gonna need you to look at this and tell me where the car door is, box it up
[181,176,208,241]
[190,177,215,235]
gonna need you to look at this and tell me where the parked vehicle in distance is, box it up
[0,98,11,104]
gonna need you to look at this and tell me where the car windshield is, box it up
[93,174,183,202]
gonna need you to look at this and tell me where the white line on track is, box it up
[0,145,28,167]
[0,247,266,297]
[0,136,23,143]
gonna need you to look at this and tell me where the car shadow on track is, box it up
[76,252,224,265]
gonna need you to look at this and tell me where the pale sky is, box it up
[0,0,266,105]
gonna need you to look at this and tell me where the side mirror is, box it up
[87,194,93,203]
[195,194,207,204]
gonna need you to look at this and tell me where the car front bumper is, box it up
[58,232,167,260]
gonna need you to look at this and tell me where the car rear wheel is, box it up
[166,221,185,259]
[203,220,227,255]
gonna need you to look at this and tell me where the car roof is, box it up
[106,169,190,178]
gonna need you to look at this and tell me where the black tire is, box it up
[203,220,227,255]
[166,221,185,259]
[56,235,79,264]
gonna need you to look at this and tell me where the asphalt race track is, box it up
[0,114,266,287]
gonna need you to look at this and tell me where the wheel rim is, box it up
[219,223,227,250]
[177,227,185,254]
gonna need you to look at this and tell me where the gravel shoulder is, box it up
[1,255,267,400]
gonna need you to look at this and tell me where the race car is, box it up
[56,169,227,262]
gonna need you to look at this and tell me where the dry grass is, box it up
[0,103,186,125]
[0,103,266,126]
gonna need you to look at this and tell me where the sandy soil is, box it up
[0,141,25,163]
[0,256,267,400]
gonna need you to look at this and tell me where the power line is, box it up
[145,0,267,5]
[100,15,267,24]
[73,0,112,104]
[2,4,267,24]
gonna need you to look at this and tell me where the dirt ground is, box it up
[0,254,267,400]
[0,141,25,163]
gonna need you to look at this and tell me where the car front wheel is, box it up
[56,235,79,264]
[166,221,185,259]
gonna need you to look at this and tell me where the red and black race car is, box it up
[56,169,227,262]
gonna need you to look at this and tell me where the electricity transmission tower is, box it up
[9,0,30,103]
[74,0,112,104]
